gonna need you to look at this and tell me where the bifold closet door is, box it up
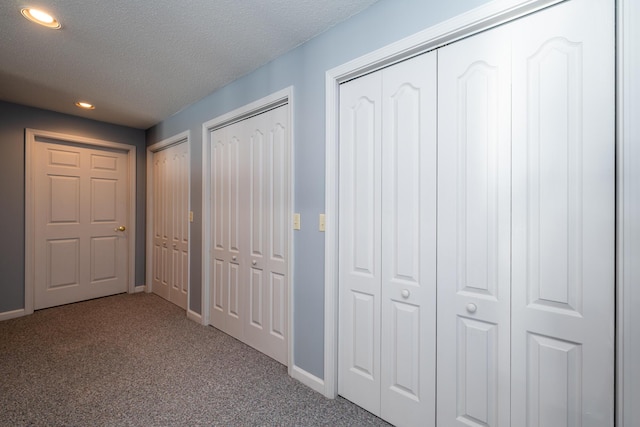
[510,0,615,424]
[437,0,615,425]
[339,51,437,427]
[210,123,246,339]
[436,23,512,427]
[209,105,290,365]
[151,142,189,310]
[243,106,290,365]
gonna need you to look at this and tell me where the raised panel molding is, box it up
[457,317,499,427]
[270,272,286,338]
[526,37,583,316]
[352,291,375,379]
[527,333,582,427]
[352,97,377,276]
[456,61,500,299]
[389,301,420,399]
[390,83,421,283]
[47,239,80,288]
[270,123,287,261]
[49,175,80,224]
[48,149,79,168]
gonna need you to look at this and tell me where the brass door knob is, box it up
[114,225,126,232]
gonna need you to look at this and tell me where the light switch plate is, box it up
[319,214,325,232]
[293,213,301,230]
[189,211,194,222]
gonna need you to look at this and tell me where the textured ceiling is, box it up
[0,0,379,129]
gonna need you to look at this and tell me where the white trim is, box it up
[0,309,27,321]
[145,131,191,311]
[617,0,640,425]
[24,129,136,315]
[291,365,325,395]
[187,308,204,325]
[324,0,567,399]
[134,285,146,293]
[201,87,295,368]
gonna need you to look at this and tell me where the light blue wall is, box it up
[0,101,146,313]
[146,0,490,379]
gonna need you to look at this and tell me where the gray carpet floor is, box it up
[0,293,389,426]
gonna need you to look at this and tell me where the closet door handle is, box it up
[401,289,410,299]
[466,303,477,314]
[252,260,257,266]
[232,255,237,261]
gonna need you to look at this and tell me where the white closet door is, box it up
[152,148,170,300]
[380,51,437,427]
[510,0,615,425]
[244,105,289,365]
[437,24,512,427]
[209,105,290,365]
[339,70,383,415]
[210,123,246,338]
[339,52,437,425]
[151,142,189,310]
[168,142,189,309]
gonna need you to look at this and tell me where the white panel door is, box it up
[34,142,128,309]
[210,123,246,339]
[510,0,615,425]
[244,105,289,365]
[437,24,512,427]
[168,142,189,309]
[380,51,437,427]
[339,70,383,416]
[209,104,290,364]
[339,52,437,426]
[152,147,170,301]
[152,142,189,309]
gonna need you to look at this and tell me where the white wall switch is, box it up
[189,211,194,222]
[319,213,325,232]
[293,213,301,230]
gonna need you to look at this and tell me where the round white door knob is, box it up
[252,260,257,265]
[401,289,410,299]
[466,303,477,313]
[232,255,237,261]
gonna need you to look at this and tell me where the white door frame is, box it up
[24,128,137,315]
[201,87,294,372]
[617,0,640,425]
[325,2,636,424]
[145,131,191,310]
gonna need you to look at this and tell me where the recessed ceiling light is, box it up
[21,8,61,29]
[75,101,95,110]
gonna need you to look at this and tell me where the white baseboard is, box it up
[134,285,146,293]
[291,365,325,395]
[0,308,26,322]
[187,309,204,324]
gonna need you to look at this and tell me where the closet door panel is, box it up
[380,51,437,427]
[338,71,383,416]
[437,25,512,427]
[510,0,614,425]
[169,142,189,309]
[210,124,245,339]
[152,148,169,300]
[245,105,290,365]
